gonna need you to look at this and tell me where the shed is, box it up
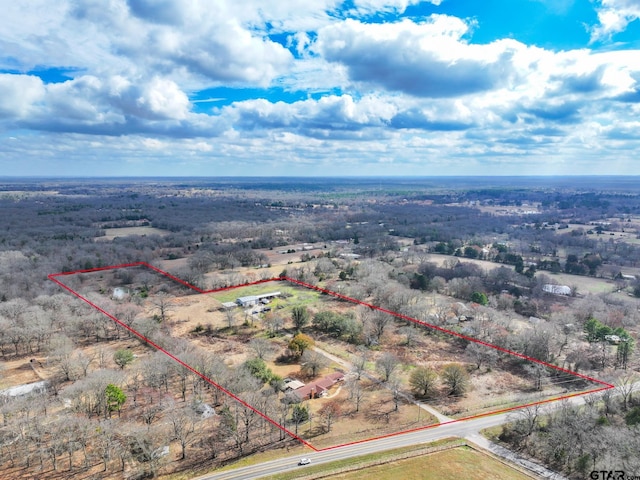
[113,287,130,300]
[543,284,572,296]
[284,380,305,391]
[237,296,259,307]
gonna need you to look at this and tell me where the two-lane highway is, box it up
[197,410,515,480]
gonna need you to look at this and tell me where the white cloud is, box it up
[2,0,640,175]
[0,74,227,137]
[348,0,441,15]
[316,17,524,97]
[591,0,640,42]
[0,0,293,87]
[228,94,398,139]
[0,74,45,118]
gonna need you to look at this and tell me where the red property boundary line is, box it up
[49,261,614,452]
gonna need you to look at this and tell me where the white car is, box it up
[298,458,311,466]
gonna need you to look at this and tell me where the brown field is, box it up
[329,446,533,480]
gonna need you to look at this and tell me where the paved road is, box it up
[195,383,623,480]
[196,409,540,480]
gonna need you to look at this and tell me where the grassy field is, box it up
[209,282,322,305]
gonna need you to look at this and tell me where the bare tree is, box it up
[151,293,174,323]
[164,401,200,460]
[94,419,122,472]
[616,372,638,410]
[249,337,276,360]
[465,341,498,370]
[76,350,94,377]
[400,325,419,347]
[353,346,369,380]
[346,378,365,412]
[301,350,328,378]
[318,400,341,432]
[224,306,237,330]
[376,352,400,382]
[263,312,284,337]
[370,311,392,344]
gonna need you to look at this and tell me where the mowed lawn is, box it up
[330,447,532,480]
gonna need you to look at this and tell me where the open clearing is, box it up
[96,226,170,241]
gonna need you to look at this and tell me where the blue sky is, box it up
[1,0,640,176]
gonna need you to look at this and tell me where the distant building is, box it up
[221,301,237,310]
[236,292,281,307]
[543,284,572,296]
[113,287,130,300]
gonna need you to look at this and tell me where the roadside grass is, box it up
[260,438,464,480]
[480,424,503,442]
[260,439,533,480]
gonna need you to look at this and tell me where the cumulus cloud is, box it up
[347,0,441,16]
[0,74,45,118]
[2,0,640,174]
[229,94,397,138]
[316,17,522,97]
[0,74,225,137]
[1,0,293,87]
[591,0,640,42]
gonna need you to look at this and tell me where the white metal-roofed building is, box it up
[236,292,281,307]
[543,284,572,296]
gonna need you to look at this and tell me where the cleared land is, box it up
[96,226,170,241]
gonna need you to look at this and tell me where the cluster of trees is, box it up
[311,311,362,343]
[584,318,634,370]
[409,364,470,398]
[499,375,640,477]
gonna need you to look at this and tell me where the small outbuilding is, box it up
[236,292,281,307]
[113,287,130,300]
[543,284,572,296]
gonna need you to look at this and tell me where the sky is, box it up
[1,0,640,177]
